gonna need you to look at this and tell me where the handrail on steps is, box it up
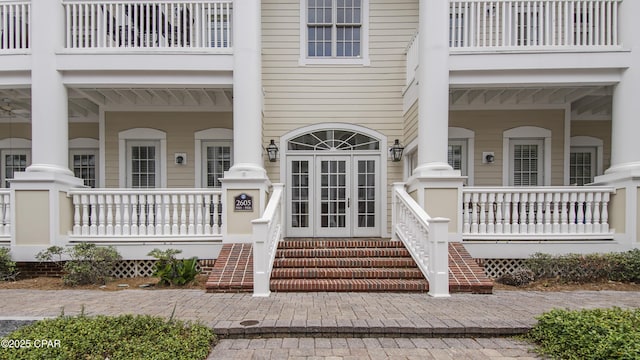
[251,183,285,297]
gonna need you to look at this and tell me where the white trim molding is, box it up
[118,128,167,188]
[194,128,234,187]
[449,127,475,186]
[571,135,605,179]
[502,126,552,186]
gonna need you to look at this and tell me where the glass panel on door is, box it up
[319,159,349,233]
[291,160,310,229]
[357,159,375,228]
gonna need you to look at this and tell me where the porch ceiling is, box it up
[0,87,234,122]
[449,85,613,120]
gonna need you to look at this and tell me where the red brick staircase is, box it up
[206,238,493,294]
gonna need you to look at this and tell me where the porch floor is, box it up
[205,240,493,294]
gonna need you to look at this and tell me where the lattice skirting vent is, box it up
[110,259,216,278]
[481,259,527,279]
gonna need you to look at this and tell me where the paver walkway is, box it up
[2,289,638,358]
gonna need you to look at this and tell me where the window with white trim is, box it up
[1,149,30,188]
[510,139,543,186]
[127,141,159,188]
[448,140,466,176]
[307,0,361,57]
[70,150,97,188]
[202,141,232,188]
[570,147,596,186]
[301,0,368,65]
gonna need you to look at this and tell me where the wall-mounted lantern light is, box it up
[389,139,405,162]
[266,139,279,162]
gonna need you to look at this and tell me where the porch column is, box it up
[10,0,82,261]
[593,0,640,249]
[414,0,454,176]
[605,0,640,177]
[223,0,269,243]
[408,0,464,242]
[229,0,265,179]
[28,0,72,176]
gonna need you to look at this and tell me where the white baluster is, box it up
[155,194,163,235]
[188,194,195,234]
[495,192,504,234]
[552,192,560,233]
[81,194,89,236]
[585,192,593,233]
[73,194,81,235]
[504,192,512,234]
[520,193,528,234]
[560,192,569,233]
[106,194,114,235]
[172,194,179,235]
[131,195,139,235]
[544,192,552,233]
[535,193,544,234]
[487,192,495,234]
[204,194,212,234]
[471,192,479,233]
[479,193,487,234]
[180,195,188,234]
[513,192,522,234]
[196,194,204,235]
[122,194,130,235]
[89,194,97,235]
[601,192,610,233]
[527,192,536,234]
[593,192,602,233]
[98,194,106,235]
[114,194,122,235]
[147,194,155,236]
[569,192,577,233]
[163,194,171,235]
[139,194,147,235]
[462,192,471,234]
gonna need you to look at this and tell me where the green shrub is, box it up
[0,247,18,281]
[525,250,640,284]
[526,307,640,359]
[148,248,200,286]
[2,314,216,360]
[36,243,121,286]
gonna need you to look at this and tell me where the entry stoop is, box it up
[205,239,493,294]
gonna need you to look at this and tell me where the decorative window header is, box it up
[288,129,379,151]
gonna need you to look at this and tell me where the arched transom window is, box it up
[288,129,379,151]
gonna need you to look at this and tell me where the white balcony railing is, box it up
[62,0,232,50]
[0,0,30,50]
[462,187,615,240]
[392,184,450,297]
[68,189,223,240]
[449,0,621,50]
[252,184,284,297]
[0,190,10,243]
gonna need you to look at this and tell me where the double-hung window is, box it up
[70,150,97,188]
[203,141,232,188]
[303,0,368,64]
[1,150,30,188]
[128,141,159,188]
[510,139,543,186]
[570,147,596,186]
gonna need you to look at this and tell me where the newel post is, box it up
[252,218,270,297]
[428,217,450,298]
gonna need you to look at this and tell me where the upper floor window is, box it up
[301,0,369,65]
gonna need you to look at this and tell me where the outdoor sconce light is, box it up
[483,152,495,164]
[389,139,405,162]
[174,153,187,165]
[266,139,279,162]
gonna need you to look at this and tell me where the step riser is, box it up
[274,258,418,268]
[276,248,411,258]
[279,239,404,249]
[271,279,429,292]
[271,268,424,280]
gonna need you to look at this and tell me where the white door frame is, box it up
[281,123,388,238]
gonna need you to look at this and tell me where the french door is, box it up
[287,155,379,237]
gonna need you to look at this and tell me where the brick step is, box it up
[271,267,424,280]
[276,247,410,258]
[278,238,403,249]
[270,279,429,292]
[273,257,418,268]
